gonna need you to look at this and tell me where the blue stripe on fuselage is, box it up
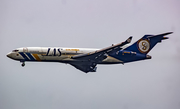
[19,52,29,61]
[109,50,147,63]
[26,53,35,61]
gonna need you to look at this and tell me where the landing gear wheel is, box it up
[21,62,25,67]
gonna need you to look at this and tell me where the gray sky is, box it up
[0,0,180,109]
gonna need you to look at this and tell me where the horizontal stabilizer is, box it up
[156,32,173,36]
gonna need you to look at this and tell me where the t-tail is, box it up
[124,32,172,54]
[110,32,173,63]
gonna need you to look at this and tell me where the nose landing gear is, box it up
[21,62,25,67]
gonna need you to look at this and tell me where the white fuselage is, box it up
[6,32,171,73]
[7,47,122,64]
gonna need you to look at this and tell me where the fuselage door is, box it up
[23,48,28,52]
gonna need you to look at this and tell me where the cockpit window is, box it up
[12,50,19,52]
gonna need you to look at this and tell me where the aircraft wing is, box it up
[72,36,132,61]
[70,37,132,73]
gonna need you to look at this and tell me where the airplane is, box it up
[7,32,172,73]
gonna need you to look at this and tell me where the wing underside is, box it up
[69,37,132,73]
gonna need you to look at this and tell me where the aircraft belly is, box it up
[40,55,68,61]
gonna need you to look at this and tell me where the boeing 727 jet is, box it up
[7,32,172,73]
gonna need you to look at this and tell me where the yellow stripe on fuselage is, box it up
[32,54,41,61]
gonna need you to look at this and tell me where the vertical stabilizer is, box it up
[124,32,172,54]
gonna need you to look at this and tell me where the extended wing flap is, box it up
[69,61,97,73]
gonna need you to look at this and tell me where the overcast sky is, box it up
[0,0,180,109]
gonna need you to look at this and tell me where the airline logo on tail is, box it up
[138,39,150,53]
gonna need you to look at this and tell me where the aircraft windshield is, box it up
[12,50,19,52]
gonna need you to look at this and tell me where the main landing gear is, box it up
[21,62,25,67]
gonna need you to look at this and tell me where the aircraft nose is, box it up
[7,52,12,58]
